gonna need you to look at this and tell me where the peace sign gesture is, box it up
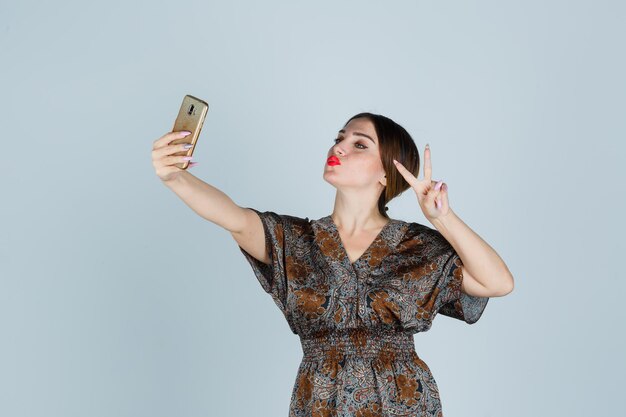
[393,144,450,221]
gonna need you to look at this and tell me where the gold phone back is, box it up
[171,94,209,169]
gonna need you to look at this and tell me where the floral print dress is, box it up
[237,208,490,417]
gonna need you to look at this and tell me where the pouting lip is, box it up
[327,156,341,165]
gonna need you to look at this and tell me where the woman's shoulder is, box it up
[263,212,312,238]
[401,219,430,235]
[398,219,449,248]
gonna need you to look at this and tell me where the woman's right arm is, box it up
[153,130,268,264]
[164,173,269,264]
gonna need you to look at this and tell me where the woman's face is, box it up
[323,117,386,190]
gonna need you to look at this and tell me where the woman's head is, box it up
[323,112,420,219]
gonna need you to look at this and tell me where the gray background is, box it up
[1,0,624,416]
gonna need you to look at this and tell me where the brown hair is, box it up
[342,112,420,219]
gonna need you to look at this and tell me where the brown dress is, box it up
[237,208,489,417]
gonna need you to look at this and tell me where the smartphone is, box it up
[170,94,209,169]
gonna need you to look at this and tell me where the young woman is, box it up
[151,112,514,416]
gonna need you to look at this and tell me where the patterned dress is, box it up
[237,208,490,417]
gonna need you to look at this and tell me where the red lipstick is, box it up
[327,156,341,166]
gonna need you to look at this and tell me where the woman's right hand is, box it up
[151,131,197,182]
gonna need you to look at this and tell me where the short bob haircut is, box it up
[341,112,420,219]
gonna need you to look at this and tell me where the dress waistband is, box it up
[299,327,416,362]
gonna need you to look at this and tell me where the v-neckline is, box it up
[327,216,394,266]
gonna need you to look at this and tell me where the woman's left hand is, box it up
[392,144,451,221]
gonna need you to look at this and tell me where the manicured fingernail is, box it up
[436,199,441,209]
[393,159,398,164]
[426,143,430,149]
[435,180,443,190]
[443,183,447,191]
[189,162,198,167]
[183,143,193,149]
[180,131,191,137]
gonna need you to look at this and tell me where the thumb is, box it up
[427,180,443,208]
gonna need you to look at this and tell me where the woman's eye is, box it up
[333,138,367,149]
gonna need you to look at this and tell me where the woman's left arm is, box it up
[431,208,514,298]
[392,145,514,298]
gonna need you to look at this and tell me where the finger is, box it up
[427,180,443,209]
[392,159,418,187]
[423,144,432,182]
[152,141,195,163]
[154,153,194,169]
[426,188,439,210]
[153,130,192,151]
[436,183,448,209]
[421,180,439,194]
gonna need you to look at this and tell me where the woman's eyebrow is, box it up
[338,129,376,144]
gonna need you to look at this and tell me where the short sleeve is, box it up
[237,207,289,313]
[422,229,489,324]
